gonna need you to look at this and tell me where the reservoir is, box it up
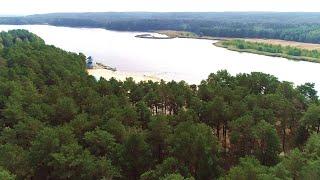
[0,25,319,91]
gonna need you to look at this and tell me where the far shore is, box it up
[89,30,320,81]
[213,41,320,63]
[157,30,320,50]
[135,33,173,39]
[154,30,320,63]
[135,30,228,41]
[156,30,230,41]
[242,38,320,51]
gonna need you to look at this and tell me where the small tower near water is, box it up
[86,56,95,69]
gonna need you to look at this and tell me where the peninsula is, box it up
[215,39,320,63]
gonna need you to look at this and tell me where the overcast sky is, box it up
[1,0,320,15]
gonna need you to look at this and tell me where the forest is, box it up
[3,12,320,43]
[218,39,320,62]
[1,30,320,179]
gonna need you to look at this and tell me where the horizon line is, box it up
[2,11,320,17]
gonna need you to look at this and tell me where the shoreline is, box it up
[94,30,320,82]
[7,24,320,64]
[87,67,162,82]
[213,41,320,63]
[88,62,162,82]
[135,30,228,41]
[135,33,173,39]
[154,30,320,63]
[156,30,229,41]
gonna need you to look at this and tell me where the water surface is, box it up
[0,25,319,91]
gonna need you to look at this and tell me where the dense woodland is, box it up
[1,30,320,179]
[220,39,320,60]
[3,12,320,43]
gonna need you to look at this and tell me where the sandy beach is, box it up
[87,68,162,82]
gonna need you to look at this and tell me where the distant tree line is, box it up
[3,12,320,43]
[1,30,320,179]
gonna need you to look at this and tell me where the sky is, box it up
[1,0,320,15]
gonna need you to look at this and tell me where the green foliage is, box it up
[84,127,118,157]
[301,104,320,133]
[53,97,79,124]
[121,129,152,179]
[279,149,306,179]
[140,157,183,180]
[300,160,320,180]
[305,133,320,158]
[147,115,171,162]
[160,173,190,180]
[170,121,221,179]
[29,126,77,178]
[136,101,152,127]
[297,83,318,104]
[103,118,126,143]
[0,143,30,178]
[252,120,281,166]
[222,39,320,61]
[0,166,15,180]
[0,29,44,48]
[224,156,269,180]
[49,143,119,179]
[0,30,319,179]
[262,134,320,179]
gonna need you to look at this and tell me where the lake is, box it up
[0,25,320,91]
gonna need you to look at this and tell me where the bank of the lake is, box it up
[87,68,162,82]
[156,30,320,63]
[214,40,320,63]
[135,33,172,39]
[156,30,229,40]
[2,25,320,92]
[135,30,227,40]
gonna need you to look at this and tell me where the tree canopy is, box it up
[0,30,320,179]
